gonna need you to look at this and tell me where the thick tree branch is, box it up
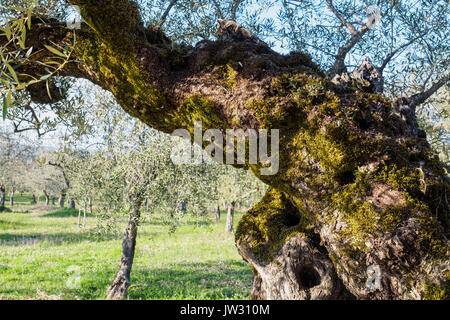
[326,0,370,76]
[230,0,244,21]
[409,75,449,107]
[330,25,370,76]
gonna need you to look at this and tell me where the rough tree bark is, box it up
[106,202,142,299]
[4,0,449,299]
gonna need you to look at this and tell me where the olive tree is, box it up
[0,131,35,206]
[0,0,449,300]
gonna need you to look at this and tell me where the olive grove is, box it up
[0,0,449,300]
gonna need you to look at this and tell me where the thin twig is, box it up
[157,0,179,28]
[211,0,224,19]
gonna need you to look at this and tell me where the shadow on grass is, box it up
[0,219,29,228]
[0,260,252,300]
[0,206,12,213]
[73,260,252,300]
[42,208,93,218]
[125,261,252,300]
[0,231,121,246]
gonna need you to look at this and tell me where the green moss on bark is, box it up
[240,70,448,268]
[424,271,450,300]
[235,188,311,264]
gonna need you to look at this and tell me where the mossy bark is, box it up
[4,0,449,299]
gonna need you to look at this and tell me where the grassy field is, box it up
[0,197,252,300]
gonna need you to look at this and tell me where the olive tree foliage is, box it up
[416,94,449,166]
[74,104,262,234]
[0,0,446,161]
[0,130,35,205]
[272,0,449,164]
[217,166,267,232]
[24,160,66,204]
[71,97,268,297]
[217,167,267,209]
[0,0,93,138]
[39,146,89,208]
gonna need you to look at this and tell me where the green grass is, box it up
[9,194,35,205]
[0,203,252,300]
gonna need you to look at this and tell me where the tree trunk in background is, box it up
[52,197,56,205]
[59,193,65,208]
[107,204,142,299]
[69,199,75,210]
[9,190,14,206]
[215,205,221,223]
[31,194,36,205]
[44,191,50,206]
[225,202,235,233]
[179,200,187,213]
[0,186,5,207]
[83,202,87,227]
[88,197,93,214]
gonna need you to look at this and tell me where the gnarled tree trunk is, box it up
[107,203,142,299]
[5,0,449,299]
